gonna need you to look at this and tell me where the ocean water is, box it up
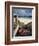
[18,16,32,19]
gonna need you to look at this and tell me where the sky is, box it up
[12,8,32,16]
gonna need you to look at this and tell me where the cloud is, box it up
[12,8,32,16]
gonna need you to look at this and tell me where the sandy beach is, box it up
[17,17,32,24]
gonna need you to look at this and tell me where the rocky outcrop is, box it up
[15,22,32,36]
